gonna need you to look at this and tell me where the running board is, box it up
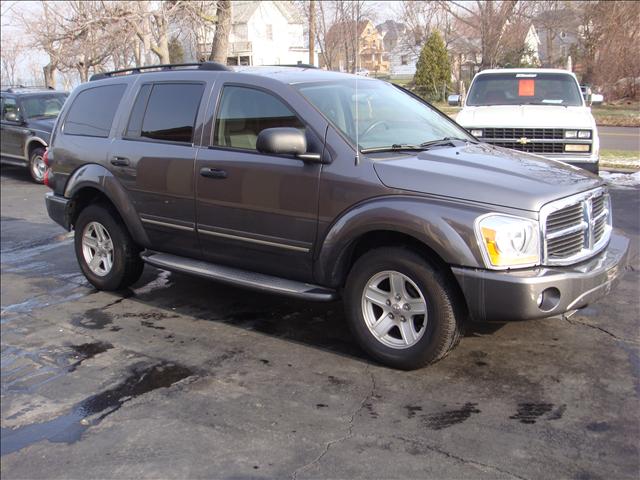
[141,251,337,301]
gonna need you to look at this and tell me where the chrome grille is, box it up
[480,128,564,140]
[541,188,612,265]
[471,127,592,156]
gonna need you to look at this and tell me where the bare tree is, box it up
[209,0,231,62]
[0,36,23,86]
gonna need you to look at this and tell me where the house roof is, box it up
[232,1,302,25]
[325,20,373,45]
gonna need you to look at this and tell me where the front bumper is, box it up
[45,192,71,230]
[452,232,629,321]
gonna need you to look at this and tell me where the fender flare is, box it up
[24,137,48,159]
[314,195,487,287]
[64,163,150,247]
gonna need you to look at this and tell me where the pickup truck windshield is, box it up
[21,94,68,119]
[297,80,472,151]
[466,73,583,107]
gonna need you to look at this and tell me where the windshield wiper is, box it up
[419,137,474,148]
[360,144,426,154]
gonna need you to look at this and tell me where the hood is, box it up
[372,143,602,212]
[456,105,595,129]
[28,117,56,135]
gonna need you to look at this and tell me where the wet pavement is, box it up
[1,164,639,479]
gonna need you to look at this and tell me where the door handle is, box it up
[200,167,227,179]
[110,156,130,166]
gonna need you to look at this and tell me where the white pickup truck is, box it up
[451,68,603,174]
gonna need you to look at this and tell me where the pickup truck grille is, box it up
[471,128,591,155]
[541,188,611,265]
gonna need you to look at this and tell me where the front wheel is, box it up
[74,203,144,291]
[344,247,463,370]
[29,147,47,184]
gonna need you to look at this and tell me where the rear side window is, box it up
[136,83,204,144]
[64,84,126,137]
[214,86,304,150]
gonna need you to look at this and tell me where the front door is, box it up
[1,96,26,160]
[195,84,323,281]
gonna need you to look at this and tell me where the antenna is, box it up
[354,2,360,166]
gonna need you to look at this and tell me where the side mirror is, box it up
[590,93,604,105]
[4,111,21,123]
[447,94,462,106]
[256,127,322,163]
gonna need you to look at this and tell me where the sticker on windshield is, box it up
[518,79,535,96]
[516,73,537,78]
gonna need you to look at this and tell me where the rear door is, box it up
[195,81,326,281]
[108,79,210,258]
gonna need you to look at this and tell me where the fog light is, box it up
[538,287,561,312]
[565,144,590,152]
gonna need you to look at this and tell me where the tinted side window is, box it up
[214,86,304,150]
[2,97,19,122]
[64,84,126,137]
[140,83,204,143]
[125,84,152,138]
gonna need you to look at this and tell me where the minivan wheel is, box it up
[29,147,47,183]
[344,247,462,370]
[74,203,144,291]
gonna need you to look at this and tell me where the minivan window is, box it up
[214,86,304,150]
[140,83,204,144]
[64,84,126,137]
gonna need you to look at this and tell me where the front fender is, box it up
[314,195,491,286]
[64,163,150,247]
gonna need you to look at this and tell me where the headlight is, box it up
[564,130,577,138]
[470,129,483,137]
[565,144,590,152]
[578,130,591,139]
[475,214,540,269]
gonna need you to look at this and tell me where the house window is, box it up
[401,55,408,66]
[266,24,273,40]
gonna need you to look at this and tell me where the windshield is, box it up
[20,94,68,119]
[466,73,583,107]
[296,80,472,151]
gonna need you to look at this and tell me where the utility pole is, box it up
[308,0,315,66]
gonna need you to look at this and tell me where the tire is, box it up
[344,247,463,370]
[74,203,144,291]
[29,146,46,184]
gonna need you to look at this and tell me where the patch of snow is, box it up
[599,171,640,189]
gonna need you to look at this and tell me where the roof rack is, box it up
[263,64,317,69]
[1,85,56,93]
[90,62,230,81]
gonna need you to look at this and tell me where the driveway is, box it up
[599,126,640,152]
[1,165,639,479]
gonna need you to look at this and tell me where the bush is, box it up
[414,31,451,102]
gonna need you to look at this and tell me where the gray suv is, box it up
[44,63,628,369]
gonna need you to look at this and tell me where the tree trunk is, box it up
[308,0,315,65]
[42,64,56,88]
[209,0,231,64]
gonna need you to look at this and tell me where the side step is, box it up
[141,251,337,302]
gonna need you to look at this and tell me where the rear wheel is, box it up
[29,147,46,184]
[74,203,144,290]
[344,247,462,370]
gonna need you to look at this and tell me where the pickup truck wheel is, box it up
[74,204,144,291]
[29,147,47,184]
[344,247,462,370]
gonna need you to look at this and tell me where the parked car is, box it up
[450,69,602,174]
[44,63,628,369]
[1,87,68,183]
[580,84,604,104]
[356,68,370,76]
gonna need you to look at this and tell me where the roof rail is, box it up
[90,62,230,81]
[263,64,317,69]
[1,85,55,93]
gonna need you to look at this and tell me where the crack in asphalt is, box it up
[291,366,377,480]
[563,315,639,345]
[394,435,530,480]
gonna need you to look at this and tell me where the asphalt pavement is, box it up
[598,126,640,152]
[1,164,639,479]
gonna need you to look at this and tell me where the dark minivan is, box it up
[44,63,628,369]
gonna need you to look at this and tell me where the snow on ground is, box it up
[600,170,640,188]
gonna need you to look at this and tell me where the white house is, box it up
[182,1,317,67]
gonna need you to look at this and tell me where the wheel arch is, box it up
[64,164,150,247]
[25,138,47,160]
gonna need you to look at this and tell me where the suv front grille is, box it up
[541,188,611,265]
[471,127,592,156]
[481,128,564,140]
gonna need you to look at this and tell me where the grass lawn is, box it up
[591,103,640,127]
[599,149,639,170]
